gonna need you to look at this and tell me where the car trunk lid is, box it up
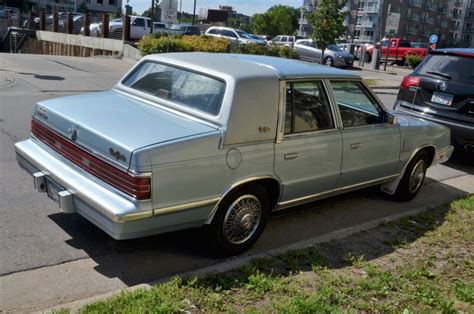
[33,90,217,170]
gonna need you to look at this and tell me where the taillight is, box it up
[31,119,151,200]
[400,75,420,89]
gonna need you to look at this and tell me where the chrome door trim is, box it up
[276,173,400,210]
[276,80,287,143]
[153,197,221,217]
[323,79,343,129]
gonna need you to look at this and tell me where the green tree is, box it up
[308,0,347,64]
[252,5,300,37]
[142,1,160,19]
[76,2,88,13]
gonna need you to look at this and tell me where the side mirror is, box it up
[385,112,398,125]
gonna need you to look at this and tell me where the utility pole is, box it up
[192,0,196,25]
[151,0,154,33]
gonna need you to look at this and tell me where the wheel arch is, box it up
[205,176,282,224]
[381,144,436,195]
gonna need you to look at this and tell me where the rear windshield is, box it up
[122,61,226,116]
[419,54,474,84]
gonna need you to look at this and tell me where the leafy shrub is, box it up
[138,35,299,59]
[405,54,423,69]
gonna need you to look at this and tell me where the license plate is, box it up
[46,178,63,204]
[431,92,453,106]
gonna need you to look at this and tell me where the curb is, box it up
[48,192,465,313]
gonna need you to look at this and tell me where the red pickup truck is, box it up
[364,38,428,65]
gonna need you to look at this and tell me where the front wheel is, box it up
[365,52,372,63]
[209,184,269,256]
[324,56,334,67]
[393,151,428,202]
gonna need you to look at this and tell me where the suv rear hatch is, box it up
[397,51,474,126]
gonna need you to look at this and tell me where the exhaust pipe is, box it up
[464,144,474,152]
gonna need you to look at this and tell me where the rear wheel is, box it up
[393,151,428,202]
[209,184,269,256]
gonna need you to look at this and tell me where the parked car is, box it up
[109,16,151,40]
[295,39,354,67]
[248,34,268,46]
[168,24,201,36]
[205,26,264,45]
[271,35,296,48]
[394,48,474,152]
[153,22,168,30]
[364,38,428,64]
[15,53,453,255]
[58,13,85,34]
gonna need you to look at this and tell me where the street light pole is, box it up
[192,0,196,25]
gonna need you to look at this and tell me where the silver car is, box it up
[295,39,355,67]
[15,53,453,255]
[205,26,264,45]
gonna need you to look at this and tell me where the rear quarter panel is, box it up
[141,132,276,216]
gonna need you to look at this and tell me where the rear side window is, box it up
[133,18,145,27]
[207,28,218,34]
[419,54,474,84]
[285,81,334,134]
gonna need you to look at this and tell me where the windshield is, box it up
[235,30,250,39]
[327,44,342,52]
[122,61,226,116]
[170,25,186,30]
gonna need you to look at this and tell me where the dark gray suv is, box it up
[394,49,474,152]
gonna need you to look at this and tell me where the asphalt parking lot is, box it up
[0,54,472,311]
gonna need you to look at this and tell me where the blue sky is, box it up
[127,0,299,16]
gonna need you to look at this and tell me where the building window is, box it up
[357,2,365,11]
[97,0,103,4]
[109,0,115,5]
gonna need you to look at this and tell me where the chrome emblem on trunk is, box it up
[439,81,447,91]
[109,148,127,162]
[68,125,77,141]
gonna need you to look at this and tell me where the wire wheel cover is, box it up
[223,194,262,245]
[409,159,425,193]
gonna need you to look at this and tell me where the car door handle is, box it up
[350,143,361,150]
[284,152,299,160]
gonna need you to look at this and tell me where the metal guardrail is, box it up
[1,12,132,53]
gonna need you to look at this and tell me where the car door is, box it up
[275,81,343,203]
[131,17,146,39]
[329,80,401,188]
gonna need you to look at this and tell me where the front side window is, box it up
[285,81,334,134]
[122,61,225,116]
[133,18,145,27]
[331,81,383,127]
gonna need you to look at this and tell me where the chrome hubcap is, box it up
[325,58,332,66]
[408,160,425,193]
[223,195,262,245]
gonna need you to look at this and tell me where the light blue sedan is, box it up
[15,53,453,255]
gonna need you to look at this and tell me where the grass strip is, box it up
[68,195,473,313]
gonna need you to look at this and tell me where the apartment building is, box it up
[299,0,473,47]
[459,0,474,47]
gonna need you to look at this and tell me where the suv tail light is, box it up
[400,75,420,89]
[31,119,151,200]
